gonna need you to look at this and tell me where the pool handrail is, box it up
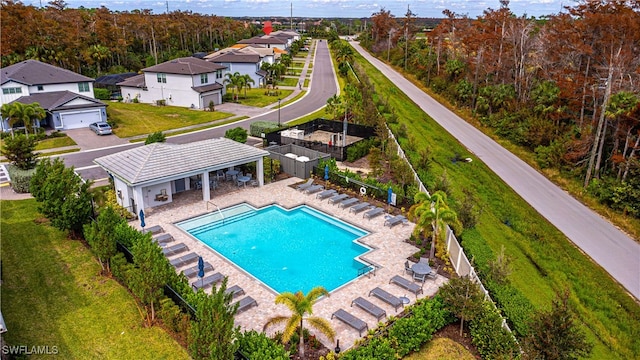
[206,201,225,225]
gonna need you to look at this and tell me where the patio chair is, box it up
[304,184,324,194]
[296,178,314,191]
[368,287,403,312]
[153,233,174,245]
[234,296,258,314]
[225,285,245,299]
[144,225,164,235]
[316,189,337,200]
[384,215,408,227]
[404,260,414,275]
[328,193,349,204]
[338,198,359,208]
[192,272,224,290]
[331,309,368,336]
[163,243,189,256]
[412,272,427,283]
[390,275,423,297]
[170,252,199,268]
[183,261,214,278]
[363,207,385,219]
[349,202,371,214]
[216,170,226,181]
[351,297,387,321]
[426,265,440,280]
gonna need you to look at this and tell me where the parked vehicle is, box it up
[89,122,112,135]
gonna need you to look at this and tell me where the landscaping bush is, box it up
[145,131,166,144]
[339,337,396,360]
[346,138,378,162]
[237,330,289,359]
[487,280,534,337]
[469,301,520,360]
[1,134,38,170]
[6,165,35,193]
[249,121,281,137]
[158,297,191,336]
[94,88,111,100]
[224,127,248,144]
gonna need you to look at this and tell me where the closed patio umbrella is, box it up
[324,164,329,181]
[197,256,205,288]
[139,209,146,231]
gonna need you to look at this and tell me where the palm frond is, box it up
[306,316,336,342]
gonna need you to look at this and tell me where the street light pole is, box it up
[278,98,281,127]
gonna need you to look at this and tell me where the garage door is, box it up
[60,110,102,130]
[202,93,220,108]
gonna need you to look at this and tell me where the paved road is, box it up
[62,39,338,181]
[350,41,640,300]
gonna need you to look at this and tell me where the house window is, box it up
[216,70,223,79]
[37,85,44,91]
[2,87,22,94]
[157,73,167,83]
[200,73,208,84]
[78,82,90,92]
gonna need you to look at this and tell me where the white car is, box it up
[89,122,112,135]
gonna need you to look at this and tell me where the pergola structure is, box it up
[94,138,269,215]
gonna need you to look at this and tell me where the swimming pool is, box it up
[176,203,372,294]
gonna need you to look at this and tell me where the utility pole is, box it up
[290,2,293,30]
[166,1,169,13]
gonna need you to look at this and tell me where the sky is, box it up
[26,0,569,19]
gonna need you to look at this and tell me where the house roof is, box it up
[95,72,139,86]
[1,59,94,86]
[192,83,223,93]
[117,74,146,88]
[207,52,261,64]
[143,57,226,75]
[94,138,270,185]
[237,36,287,45]
[12,91,105,111]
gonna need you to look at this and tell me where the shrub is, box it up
[534,139,566,169]
[346,138,378,162]
[94,88,111,100]
[145,131,166,144]
[158,297,190,335]
[488,280,534,336]
[339,337,396,360]
[1,134,38,170]
[6,165,35,193]
[469,302,520,360]
[237,330,289,359]
[224,127,248,143]
[249,121,281,137]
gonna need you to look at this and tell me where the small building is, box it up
[94,138,269,215]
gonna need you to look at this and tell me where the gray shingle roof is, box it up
[143,57,226,75]
[94,138,269,185]
[13,91,105,111]
[238,36,287,45]
[1,60,94,86]
[192,83,223,93]
[207,52,261,64]
[117,74,146,88]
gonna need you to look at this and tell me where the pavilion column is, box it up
[202,171,210,201]
[257,158,264,186]
[134,187,145,214]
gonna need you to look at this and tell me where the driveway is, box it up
[65,128,128,150]
[350,41,640,300]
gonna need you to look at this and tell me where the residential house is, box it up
[206,51,266,88]
[237,35,288,50]
[0,59,107,130]
[117,57,227,109]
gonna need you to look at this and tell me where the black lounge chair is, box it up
[384,215,408,227]
[351,297,386,321]
[183,262,214,278]
[296,179,314,191]
[153,233,174,245]
[328,194,349,204]
[363,207,385,219]
[369,287,403,312]
[170,252,199,268]
[144,225,163,235]
[316,189,337,200]
[163,243,189,256]
[389,275,423,297]
[349,202,371,214]
[338,198,359,208]
[304,184,324,194]
[234,296,258,314]
[225,285,245,299]
[192,272,224,290]
[332,309,368,336]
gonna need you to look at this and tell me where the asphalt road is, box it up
[350,41,640,300]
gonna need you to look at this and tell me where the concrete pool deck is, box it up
[137,177,446,351]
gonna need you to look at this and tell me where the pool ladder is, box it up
[206,201,225,225]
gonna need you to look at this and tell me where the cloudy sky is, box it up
[27,0,569,18]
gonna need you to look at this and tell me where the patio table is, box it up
[226,169,239,181]
[411,262,432,276]
[237,175,251,187]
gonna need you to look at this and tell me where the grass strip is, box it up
[351,47,640,359]
[0,199,190,359]
[35,135,76,150]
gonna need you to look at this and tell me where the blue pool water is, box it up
[176,204,371,294]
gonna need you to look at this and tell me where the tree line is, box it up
[1,0,258,77]
[361,0,640,218]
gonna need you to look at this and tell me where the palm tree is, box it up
[408,190,459,260]
[223,72,241,101]
[239,74,255,98]
[264,286,335,359]
[0,102,46,137]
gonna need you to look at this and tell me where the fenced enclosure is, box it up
[266,143,331,179]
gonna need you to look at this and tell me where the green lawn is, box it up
[226,88,293,107]
[403,338,475,360]
[351,49,640,359]
[106,102,234,137]
[0,199,190,359]
[280,91,306,107]
[279,77,299,87]
[35,135,76,150]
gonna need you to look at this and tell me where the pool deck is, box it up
[138,177,446,351]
